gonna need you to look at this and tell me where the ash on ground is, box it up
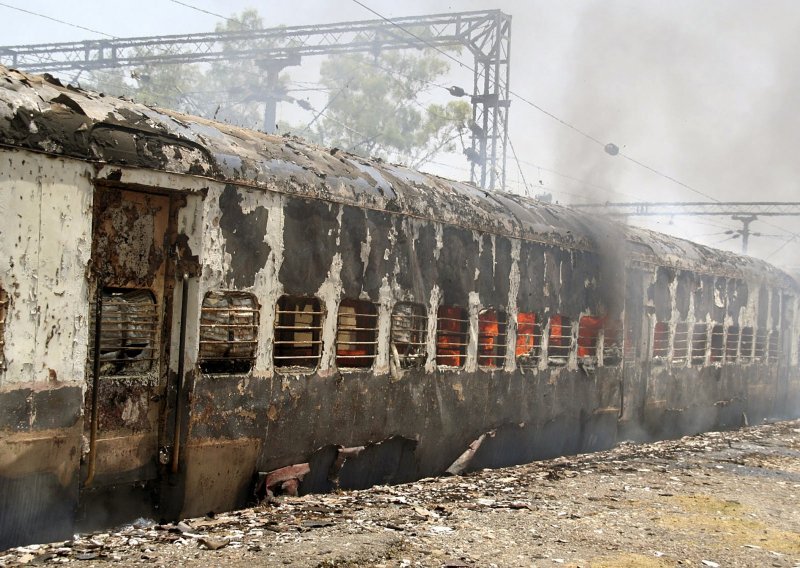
[3,420,799,568]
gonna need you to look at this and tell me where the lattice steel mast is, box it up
[0,10,511,190]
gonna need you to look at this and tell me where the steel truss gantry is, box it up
[571,201,800,254]
[0,10,511,190]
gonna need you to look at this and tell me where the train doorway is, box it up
[80,187,176,524]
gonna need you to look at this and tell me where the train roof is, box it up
[0,65,795,290]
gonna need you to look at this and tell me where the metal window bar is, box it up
[274,299,324,369]
[754,329,768,361]
[652,322,670,361]
[691,323,709,366]
[709,324,725,363]
[199,292,259,373]
[768,330,780,362]
[515,313,542,370]
[89,290,158,376]
[577,316,602,366]
[672,323,689,364]
[724,325,740,363]
[603,320,624,366]
[0,289,8,365]
[547,316,573,366]
[336,301,378,368]
[478,310,508,368]
[740,327,755,362]
[436,307,469,367]
[391,304,428,369]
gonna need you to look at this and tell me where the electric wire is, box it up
[0,1,114,38]
[508,137,532,197]
[168,0,239,24]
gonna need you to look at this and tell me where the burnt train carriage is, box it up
[0,65,798,548]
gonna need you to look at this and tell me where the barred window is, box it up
[709,324,725,363]
[91,288,158,376]
[199,291,259,374]
[768,330,780,362]
[515,312,541,370]
[436,305,469,367]
[740,326,755,362]
[577,316,603,365]
[691,323,709,366]
[725,325,740,362]
[652,321,670,360]
[274,296,324,369]
[391,302,428,369]
[0,288,7,366]
[336,299,378,368]
[603,319,624,366]
[478,309,507,369]
[754,329,768,361]
[672,322,689,364]
[547,315,573,366]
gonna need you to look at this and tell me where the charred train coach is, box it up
[1,65,799,548]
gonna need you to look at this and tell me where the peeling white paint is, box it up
[0,150,92,387]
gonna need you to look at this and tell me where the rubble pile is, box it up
[2,420,799,567]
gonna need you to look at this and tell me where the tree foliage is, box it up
[309,51,470,167]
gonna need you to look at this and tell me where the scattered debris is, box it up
[1,419,798,567]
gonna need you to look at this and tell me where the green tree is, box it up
[309,51,470,168]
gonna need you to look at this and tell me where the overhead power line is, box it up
[168,0,238,24]
[0,1,114,38]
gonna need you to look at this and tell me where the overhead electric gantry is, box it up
[0,10,511,190]
[572,201,800,254]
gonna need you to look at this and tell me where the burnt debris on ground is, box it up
[2,419,799,567]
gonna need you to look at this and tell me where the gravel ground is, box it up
[3,419,799,568]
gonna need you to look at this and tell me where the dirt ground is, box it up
[2,419,799,568]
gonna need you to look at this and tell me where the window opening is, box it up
[652,321,670,361]
[740,326,755,362]
[754,329,767,361]
[0,288,7,366]
[602,319,624,366]
[335,299,378,368]
[198,291,259,374]
[436,305,469,367]
[515,312,541,370]
[691,323,709,366]
[709,324,724,363]
[768,330,780,362]
[547,315,573,366]
[672,322,689,364]
[90,288,158,376]
[725,325,740,362]
[478,309,508,369]
[577,315,603,366]
[390,302,427,369]
[274,296,323,369]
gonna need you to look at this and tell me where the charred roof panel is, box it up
[0,65,796,292]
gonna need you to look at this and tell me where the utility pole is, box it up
[257,55,301,134]
[730,214,757,254]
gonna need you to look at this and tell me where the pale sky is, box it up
[2,0,799,268]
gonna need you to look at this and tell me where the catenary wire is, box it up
[0,1,114,38]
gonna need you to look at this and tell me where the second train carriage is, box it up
[0,65,799,548]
